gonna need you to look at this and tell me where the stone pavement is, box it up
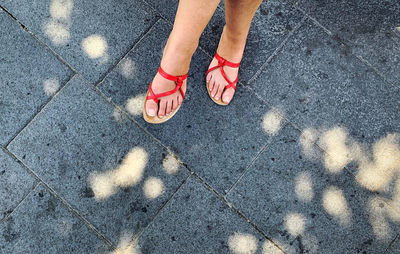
[0,0,400,253]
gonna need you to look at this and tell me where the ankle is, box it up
[217,26,247,63]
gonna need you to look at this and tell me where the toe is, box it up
[215,83,224,100]
[177,94,183,105]
[208,76,215,92]
[172,96,179,111]
[145,100,158,117]
[166,99,173,115]
[206,73,212,83]
[158,99,167,117]
[211,80,219,97]
[222,87,235,104]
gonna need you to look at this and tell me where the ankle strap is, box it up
[158,66,188,85]
[214,52,240,68]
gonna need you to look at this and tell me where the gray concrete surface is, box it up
[1,0,399,253]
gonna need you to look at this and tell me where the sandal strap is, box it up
[206,52,240,90]
[146,66,188,103]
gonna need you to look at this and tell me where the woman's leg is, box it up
[207,0,263,104]
[145,0,220,118]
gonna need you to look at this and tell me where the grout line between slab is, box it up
[247,15,307,85]
[224,122,290,197]
[293,5,398,90]
[1,147,114,248]
[191,174,287,253]
[383,233,399,254]
[0,181,41,226]
[4,74,76,148]
[95,16,162,87]
[0,5,78,75]
[129,174,192,243]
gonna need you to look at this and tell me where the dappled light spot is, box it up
[113,147,148,187]
[294,171,313,203]
[262,241,284,254]
[162,154,180,175]
[368,196,393,241]
[89,147,148,200]
[269,239,296,254]
[113,108,124,123]
[44,21,70,46]
[228,232,258,254]
[262,110,283,136]
[82,34,108,59]
[143,177,164,199]
[322,186,352,226]
[319,127,351,174]
[299,128,320,161]
[119,58,137,79]
[302,233,319,253]
[396,27,400,32]
[355,133,400,191]
[43,78,60,96]
[89,171,117,201]
[113,233,141,254]
[284,212,305,236]
[125,93,146,116]
[43,0,73,46]
[49,0,73,20]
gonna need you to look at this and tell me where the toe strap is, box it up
[146,66,188,103]
[206,52,240,90]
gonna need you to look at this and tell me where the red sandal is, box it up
[206,52,240,106]
[143,66,188,124]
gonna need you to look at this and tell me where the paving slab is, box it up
[7,76,189,244]
[0,9,73,145]
[226,125,400,254]
[99,19,285,195]
[0,148,37,222]
[250,18,400,145]
[0,184,109,254]
[138,176,283,254]
[299,0,400,86]
[144,0,178,23]
[1,0,158,83]
[199,0,304,83]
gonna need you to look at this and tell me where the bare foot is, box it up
[145,72,187,118]
[206,26,246,104]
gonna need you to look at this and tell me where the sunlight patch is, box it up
[368,196,393,241]
[355,133,400,191]
[89,147,148,200]
[82,34,108,59]
[162,154,180,175]
[228,232,258,254]
[125,93,146,116]
[262,110,283,136]
[143,177,164,199]
[113,108,124,123]
[113,147,148,187]
[322,186,352,226]
[89,171,117,200]
[113,233,141,254]
[299,128,320,161]
[319,127,351,174]
[119,58,137,79]
[284,212,305,236]
[44,21,70,46]
[50,0,73,20]
[262,241,283,254]
[43,78,60,96]
[294,171,313,203]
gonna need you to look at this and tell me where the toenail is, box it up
[148,109,156,116]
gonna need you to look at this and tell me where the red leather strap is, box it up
[146,66,188,103]
[206,52,240,90]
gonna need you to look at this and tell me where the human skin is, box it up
[145,0,263,118]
